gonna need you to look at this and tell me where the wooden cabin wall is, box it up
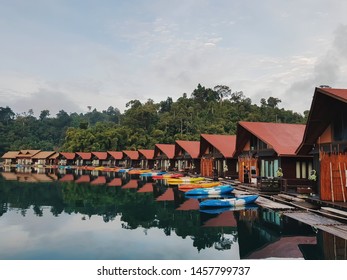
[281,157,312,179]
[320,152,347,202]
[193,159,201,174]
[280,157,297,178]
[238,157,258,183]
[201,158,213,177]
[226,159,238,179]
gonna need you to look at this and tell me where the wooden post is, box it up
[330,162,335,202]
[339,162,346,202]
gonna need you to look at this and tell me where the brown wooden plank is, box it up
[256,196,294,210]
[284,211,342,226]
[321,207,347,217]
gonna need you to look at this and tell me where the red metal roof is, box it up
[76,152,92,160]
[175,140,200,158]
[138,149,154,159]
[1,151,19,159]
[107,151,123,160]
[239,122,306,156]
[31,151,56,159]
[201,134,236,158]
[60,152,76,160]
[17,150,41,158]
[319,87,347,102]
[49,152,60,159]
[123,150,139,160]
[92,152,108,160]
[155,144,175,159]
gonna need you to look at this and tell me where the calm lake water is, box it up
[0,169,346,260]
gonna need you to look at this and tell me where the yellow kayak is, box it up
[128,169,151,174]
[167,177,205,185]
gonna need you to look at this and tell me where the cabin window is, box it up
[301,163,307,178]
[250,136,267,150]
[296,161,311,179]
[260,159,278,177]
[333,110,347,141]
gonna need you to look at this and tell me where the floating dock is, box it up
[283,211,347,240]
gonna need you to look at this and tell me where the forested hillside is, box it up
[0,84,308,153]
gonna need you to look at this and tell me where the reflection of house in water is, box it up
[75,175,91,183]
[300,231,347,260]
[122,179,138,189]
[137,182,153,193]
[59,174,75,182]
[156,188,174,201]
[1,172,56,182]
[0,172,17,181]
[90,176,106,185]
[175,199,199,211]
[235,208,316,259]
[107,177,122,187]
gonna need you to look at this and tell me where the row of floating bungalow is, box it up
[1,87,347,204]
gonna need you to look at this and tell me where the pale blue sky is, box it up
[1,0,347,116]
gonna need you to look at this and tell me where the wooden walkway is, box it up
[231,180,347,239]
[255,196,295,210]
[284,211,347,240]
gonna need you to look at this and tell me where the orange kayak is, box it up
[178,181,221,192]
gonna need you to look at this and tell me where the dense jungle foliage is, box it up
[0,84,308,153]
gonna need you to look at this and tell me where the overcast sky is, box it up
[1,0,347,117]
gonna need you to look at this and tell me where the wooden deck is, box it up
[231,180,347,239]
[255,196,295,210]
[306,196,347,211]
[284,211,347,240]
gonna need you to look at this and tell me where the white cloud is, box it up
[0,1,347,117]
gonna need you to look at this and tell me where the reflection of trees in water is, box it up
[0,177,237,252]
[0,203,7,217]
[215,230,238,251]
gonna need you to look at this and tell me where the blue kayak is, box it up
[185,185,234,196]
[199,194,259,208]
[140,171,167,177]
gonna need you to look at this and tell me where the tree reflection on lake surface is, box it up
[0,169,346,260]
